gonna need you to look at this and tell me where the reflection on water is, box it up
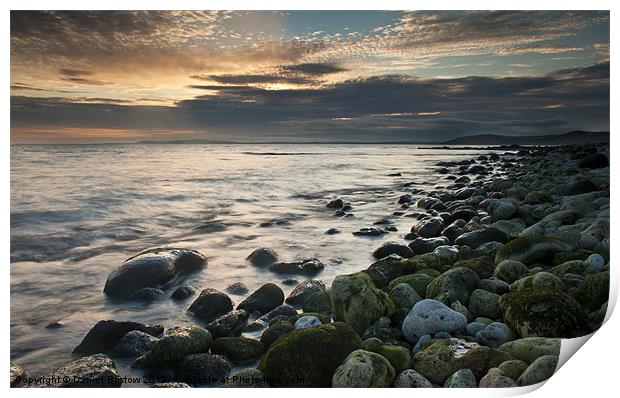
[10,143,492,383]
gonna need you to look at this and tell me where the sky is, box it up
[10,10,610,143]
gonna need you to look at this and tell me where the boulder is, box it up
[260,320,295,348]
[454,227,507,248]
[49,354,122,387]
[476,322,514,348]
[574,271,609,312]
[389,283,422,310]
[388,273,434,297]
[269,259,325,275]
[237,283,284,314]
[128,287,164,302]
[498,359,529,380]
[444,368,476,388]
[468,289,501,319]
[495,235,572,265]
[577,152,608,169]
[176,354,231,386]
[205,309,249,338]
[246,248,279,267]
[331,272,395,334]
[113,330,159,358]
[104,248,206,299]
[373,241,414,259]
[257,322,361,387]
[499,288,591,338]
[302,289,332,316]
[73,320,163,355]
[188,288,234,323]
[412,217,445,238]
[426,267,480,305]
[134,326,212,368]
[211,337,264,363]
[479,368,517,388]
[517,355,558,386]
[294,315,322,329]
[285,280,325,306]
[244,304,298,331]
[453,256,495,279]
[409,237,449,255]
[402,299,467,343]
[332,349,396,387]
[360,338,412,373]
[499,337,560,363]
[393,369,432,388]
[493,260,528,283]
[171,286,196,300]
[510,272,564,292]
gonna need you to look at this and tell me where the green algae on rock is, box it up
[332,349,396,387]
[499,337,560,364]
[210,337,264,363]
[426,267,480,306]
[495,235,572,265]
[134,326,212,368]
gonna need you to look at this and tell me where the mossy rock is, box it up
[302,289,332,316]
[220,368,270,388]
[444,368,477,387]
[499,337,560,363]
[552,250,592,266]
[510,272,565,292]
[500,288,591,338]
[517,355,558,386]
[415,268,442,278]
[548,260,586,278]
[288,312,331,325]
[257,322,361,387]
[426,267,480,306]
[492,219,526,239]
[495,235,572,265]
[413,338,513,384]
[331,272,395,334]
[363,253,451,289]
[493,260,528,283]
[498,359,529,380]
[260,320,294,349]
[468,289,501,319]
[574,271,609,312]
[360,338,411,374]
[387,273,434,297]
[134,326,212,368]
[389,283,422,310]
[524,191,553,205]
[211,337,264,363]
[332,349,395,387]
[453,256,495,279]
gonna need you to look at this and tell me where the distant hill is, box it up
[442,131,609,146]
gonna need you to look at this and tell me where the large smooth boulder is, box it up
[364,253,450,290]
[413,217,445,238]
[269,259,325,275]
[332,349,395,387]
[134,326,212,368]
[260,320,295,348]
[258,322,361,387]
[426,267,480,305]
[402,299,467,343]
[188,288,234,322]
[331,272,395,334]
[73,320,163,355]
[495,236,572,265]
[499,288,591,338]
[493,260,528,283]
[48,354,122,387]
[389,283,422,310]
[104,248,206,299]
[237,283,283,314]
[479,368,517,388]
[499,337,560,363]
[454,227,507,248]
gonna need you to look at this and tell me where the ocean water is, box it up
[10,143,494,384]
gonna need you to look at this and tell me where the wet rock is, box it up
[476,322,514,348]
[499,337,560,363]
[220,368,270,388]
[453,256,495,279]
[113,330,159,358]
[491,219,526,239]
[389,283,422,310]
[412,217,445,238]
[134,326,212,368]
[402,299,467,343]
[332,349,396,387]
[479,368,517,388]
[373,241,414,259]
[454,227,507,248]
[73,320,163,356]
[188,288,234,323]
[499,288,591,338]
[258,322,361,387]
[211,337,264,363]
[326,198,345,209]
[246,248,279,268]
[294,315,322,329]
[237,283,284,315]
[104,248,207,299]
[493,260,528,283]
[495,235,572,265]
[498,359,529,380]
[285,280,325,306]
[49,354,122,387]
[524,191,553,205]
[478,277,510,295]
[128,287,164,302]
[205,309,249,338]
[444,368,476,388]
[325,228,341,235]
[10,363,26,387]
[353,227,387,237]
[171,285,196,300]
[517,355,558,386]
[225,282,248,295]
[302,289,332,316]
[409,237,449,255]
[244,304,298,331]
[468,289,501,319]
[331,272,395,334]
[584,253,605,273]
[388,272,435,297]
[510,272,564,292]
[393,369,432,388]
[176,354,232,386]
[574,271,609,312]
[260,320,295,348]
[426,267,480,306]
[360,338,412,374]
[269,258,325,275]
[564,179,598,196]
[484,198,518,220]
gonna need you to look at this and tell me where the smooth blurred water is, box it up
[10,143,490,384]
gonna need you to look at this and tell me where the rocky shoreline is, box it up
[11,144,610,388]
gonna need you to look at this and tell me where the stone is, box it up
[402,299,467,343]
[564,179,598,196]
[389,282,422,310]
[331,272,395,334]
[176,354,231,386]
[584,253,605,273]
[302,289,332,316]
[364,253,450,289]
[491,219,526,239]
[205,309,249,338]
[493,260,528,283]
[498,359,529,380]
[454,256,495,279]
[353,227,387,237]
[499,337,560,363]
[388,273,434,297]
[478,277,510,295]
[479,368,517,388]
[10,364,26,387]
[269,258,325,275]
[127,287,164,302]
[409,237,449,255]
[468,289,501,319]
[484,198,518,220]
[574,271,609,312]
[499,288,591,338]
[237,283,284,314]
[245,304,298,331]
[326,198,345,208]
[373,241,414,259]
[73,320,163,355]
[104,248,206,299]
[260,320,295,348]
[220,368,270,388]
[454,227,507,248]
[113,330,158,358]
[510,272,564,292]
[360,338,412,374]
[577,152,608,169]
[332,349,396,387]
[188,288,234,323]
[294,315,322,329]
[444,368,476,388]
[325,228,341,235]
[225,282,248,295]
[285,280,325,306]
[413,217,445,238]
[466,322,486,336]
[524,191,553,205]
[134,326,212,368]
[171,286,195,300]
[496,235,572,265]
[258,322,361,387]
[476,322,514,348]
[517,355,558,386]
[211,337,264,363]
[49,354,122,387]
[246,248,279,267]
[426,267,480,305]
[393,369,432,388]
